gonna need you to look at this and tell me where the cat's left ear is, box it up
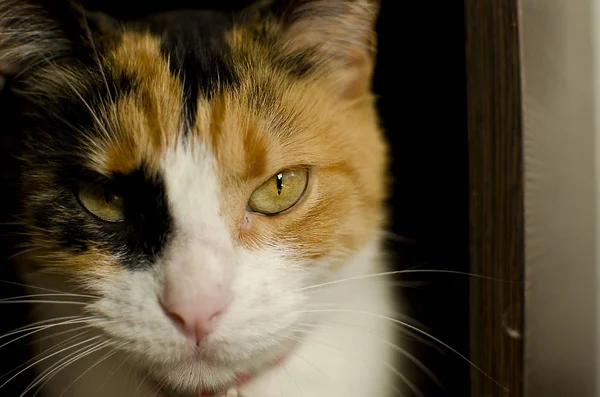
[247,0,381,99]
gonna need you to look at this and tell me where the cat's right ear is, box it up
[1,1,76,82]
[0,0,118,88]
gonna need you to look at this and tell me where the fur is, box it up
[0,1,399,396]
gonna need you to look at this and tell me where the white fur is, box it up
[21,140,399,397]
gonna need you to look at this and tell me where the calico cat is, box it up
[0,0,401,396]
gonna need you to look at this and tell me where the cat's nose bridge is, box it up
[160,241,234,345]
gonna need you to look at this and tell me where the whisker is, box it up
[0,280,97,298]
[28,348,95,397]
[398,269,522,283]
[383,340,441,388]
[149,374,170,397]
[31,326,97,347]
[58,342,125,397]
[383,361,419,397]
[0,293,92,301]
[289,327,423,394]
[296,309,506,391]
[12,55,61,82]
[0,329,95,382]
[0,300,88,305]
[58,71,113,141]
[279,358,304,397]
[281,334,403,396]
[0,335,103,391]
[98,353,133,394]
[0,318,95,350]
[78,5,115,111]
[297,269,518,293]
[134,370,152,397]
[3,315,85,336]
[260,347,296,397]
[379,231,416,245]
[294,320,438,370]
[287,350,329,382]
[298,319,441,354]
[299,303,442,357]
[26,340,110,397]
[8,246,42,259]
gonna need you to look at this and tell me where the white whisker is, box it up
[134,370,152,397]
[0,293,93,301]
[0,329,94,383]
[3,315,86,336]
[0,300,87,305]
[297,269,519,293]
[281,334,403,396]
[296,308,506,391]
[382,340,442,388]
[26,340,110,397]
[58,342,125,397]
[31,326,97,347]
[0,318,95,350]
[0,335,103,391]
[8,246,42,259]
[280,359,304,397]
[288,329,419,394]
[58,73,113,141]
[98,353,133,394]
[0,280,97,297]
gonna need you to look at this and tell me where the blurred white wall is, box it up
[520,0,598,395]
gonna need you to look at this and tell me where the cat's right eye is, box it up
[77,182,125,222]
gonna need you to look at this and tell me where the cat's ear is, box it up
[1,1,68,84]
[247,0,381,98]
[0,0,118,86]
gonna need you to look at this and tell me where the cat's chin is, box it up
[153,359,276,397]
[158,382,238,397]
[150,338,299,397]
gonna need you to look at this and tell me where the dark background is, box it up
[1,1,470,396]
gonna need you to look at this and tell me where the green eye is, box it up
[248,169,309,215]
[78,182,125,222]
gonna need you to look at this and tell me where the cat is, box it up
[0,0,401,396]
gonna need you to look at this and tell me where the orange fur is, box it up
[95,31,184,175]
[19,1,387,273]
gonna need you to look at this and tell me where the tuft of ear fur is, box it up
[0,1,74,78]
[0,0,117,84]
[247,0,381,98]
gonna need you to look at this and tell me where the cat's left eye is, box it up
[77,182,125,222]
[248,169,309,215]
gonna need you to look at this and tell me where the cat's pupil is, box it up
[104,187,119,205]
[276,173,283,196]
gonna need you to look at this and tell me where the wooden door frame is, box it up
[465,1,525,396]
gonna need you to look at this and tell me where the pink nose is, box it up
[161,288,231,345]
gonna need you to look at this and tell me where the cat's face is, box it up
[1,0,386,394]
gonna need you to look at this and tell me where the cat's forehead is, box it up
[9,2,387,274]
[60,26,351,191]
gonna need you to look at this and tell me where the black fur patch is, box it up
[140,11,239,128]
[15,62,138,150]
[15,65,169,269]
[98,168,173,268]
[273,48,316,78]
[52,165,173,269]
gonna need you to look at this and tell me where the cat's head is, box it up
[1,0,386,394]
